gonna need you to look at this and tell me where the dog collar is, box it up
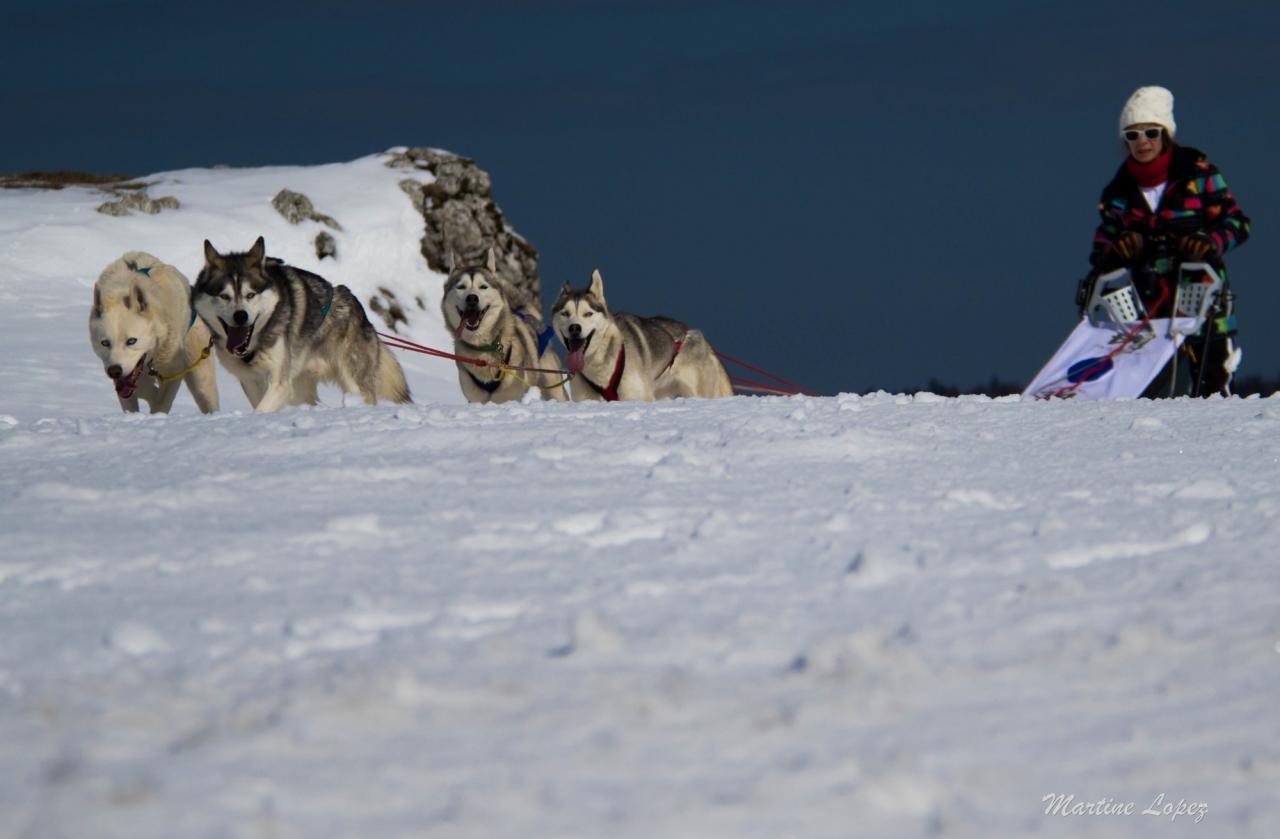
[579,344,626,402]
[459,335,503,354]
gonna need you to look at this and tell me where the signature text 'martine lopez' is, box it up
[1042,793,1208,824]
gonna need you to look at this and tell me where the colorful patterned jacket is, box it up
[1090,144,1250,316]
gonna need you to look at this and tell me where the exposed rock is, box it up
[367,286,408,331]
[1,171,137,190]
[271,189,342,230]
[96,191,180,216]
[385,147,542,309]
[315,231,336,261]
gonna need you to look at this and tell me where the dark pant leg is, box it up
[1187,334,1234,397]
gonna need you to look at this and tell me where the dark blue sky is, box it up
[3,0,1276,393]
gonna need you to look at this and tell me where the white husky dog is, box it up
[88,252,219,414]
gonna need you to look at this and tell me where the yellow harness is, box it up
[149,338,214,385]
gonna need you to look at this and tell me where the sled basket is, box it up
[1084,268,1148,328]
[1169,262,1224,336]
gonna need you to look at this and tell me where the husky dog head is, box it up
[89,255,163,400]
[441,248,510,338]
[193,237,280,359]
[551,269,611,375]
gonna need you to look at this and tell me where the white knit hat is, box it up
[1119,86,1176,138]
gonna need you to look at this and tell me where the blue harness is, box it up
[465,344,514,394]
[514,310,555,357]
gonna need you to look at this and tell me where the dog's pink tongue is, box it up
[566,348,585,374]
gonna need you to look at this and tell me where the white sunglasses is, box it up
[1123,127,1163,142]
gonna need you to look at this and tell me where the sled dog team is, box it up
[89,238,732,414]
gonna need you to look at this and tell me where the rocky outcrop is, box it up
[385,147,542,309]
[272,189,342,230]
[315,231,336,261]
[1,171,136,190]
[96,190,180,216]
[367,286,410,332]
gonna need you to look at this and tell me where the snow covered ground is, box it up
[1,155,1278,838]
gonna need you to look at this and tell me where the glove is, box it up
[1110,231,1144,263]
[1177,232,1216,262]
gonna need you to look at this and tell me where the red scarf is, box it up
[1125,145,1172,188]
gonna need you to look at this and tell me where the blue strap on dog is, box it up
[466,370,503,394]
[536,325,554,357]
[125,259,151,276]
[514,310,555,356]
[320,284,334,321]
[187,307,197,333]
[464,343,514,394]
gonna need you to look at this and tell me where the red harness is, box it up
[580,329,683,401]
[658,330,687,376]
[580,345,626,401]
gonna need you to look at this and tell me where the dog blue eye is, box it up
[246,292,256,300]
[220,294,232,301]
[126,337,137,346]
[100,339,110,348]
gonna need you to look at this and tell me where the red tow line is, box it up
[379,331,818,397]
[715,351,819,397]
[377,331,567,377]
[378,331,489,367]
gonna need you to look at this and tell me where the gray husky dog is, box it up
[442,249,568,403]
[89,251,219,414]
[193,237,411,412]
[552,269,733,401]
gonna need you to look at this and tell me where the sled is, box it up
[1025,267,1204,400]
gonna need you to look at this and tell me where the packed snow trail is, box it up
[2,394,1279,838]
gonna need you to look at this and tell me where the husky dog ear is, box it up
[134,285,148,313]
[204,239,224,266]
[449,250,464,272]
[486,247,497,274]
[560,281,573,296]
[588,269,604,301]
[93,286,103,318]
[247,236,266,267]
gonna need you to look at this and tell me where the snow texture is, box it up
[1,153,1278,838]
